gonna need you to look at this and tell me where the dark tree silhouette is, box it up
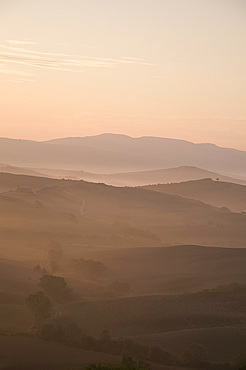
[39,274,71,302]
[25,291,52,328]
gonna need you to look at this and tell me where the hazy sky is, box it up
[0,0,246,150]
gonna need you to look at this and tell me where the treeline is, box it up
[85,357,151,370]
[40,323,176,366]
[25,275,74,329]
[39,323,232,370]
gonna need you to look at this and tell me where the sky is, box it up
[0,0,246,150]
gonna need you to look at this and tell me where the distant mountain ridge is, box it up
[0,134,245,178]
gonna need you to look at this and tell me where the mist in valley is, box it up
[1,1,246,370]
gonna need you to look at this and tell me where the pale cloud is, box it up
[5,40,37,46]
[0,41,153,76]
[0,62,33,77]
[166,116,246,121]
[7,79,34,83]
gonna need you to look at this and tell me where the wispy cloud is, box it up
[5,40,37,46]
[0,41,154,78]
[0,62,33,77]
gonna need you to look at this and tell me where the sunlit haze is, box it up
[0,0,246,150]
[1,3,246,368]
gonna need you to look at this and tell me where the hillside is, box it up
[0,335,121,370]
[0,164,45,178]
[0,174,246,265]
[131,326,246,363]
[144,178,246,213]
[91,245,246,295]
[0,335,188,370]
[45,134,246,178]
[1,248,246,365]
[0,134,246,178]
[54,288,246,337]
[33,165,246,187]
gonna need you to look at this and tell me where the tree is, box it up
[34,264,48,275]
[85,359,151,370]
[121,356,150,369]
[25,291,53,328]
[39,274,71,302]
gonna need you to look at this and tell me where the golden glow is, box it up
[0,0,246,149]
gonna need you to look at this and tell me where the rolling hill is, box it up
[0,173,246,265]
[0,335,121,370]
[91,245,246,295]
[0,334,188,370]
[32,165,246,187]
[0,163,45,178]
[0,173,245,369]
[130,326,246,364]
[0,134,246,178]
[54,288,246,337]
[144,178,246,213]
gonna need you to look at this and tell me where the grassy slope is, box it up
[143,178,246,213]
[0,259,40,333]
[2,245,246,334]
[91,245,246,295]
[0,174,246,263]
[0,335,188,370]
[54,290,246,337]
[31,165,246,186]
[129,326,246,363]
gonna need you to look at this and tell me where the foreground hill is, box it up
[0,134,246,178]
[0,173,246,264]
[0,335,188,370]
[55,288,246,337]
[2,244,246,303]
[33,165,246,187]
[0,335,120,370]
[144,178,246,213]
[131,326,246,363]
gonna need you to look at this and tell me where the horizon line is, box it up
[0,132,245,152]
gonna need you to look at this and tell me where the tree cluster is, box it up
[38,323,233,369]
[86,356,151,370]
[39,324,176,366]
[39,274,72,302]
[71,258,107,280]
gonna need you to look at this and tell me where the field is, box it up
[144,178,246,213]
[54,290,246,337]
[130,326,246,363]
[0,173,245,369]
[0,335,192,370]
